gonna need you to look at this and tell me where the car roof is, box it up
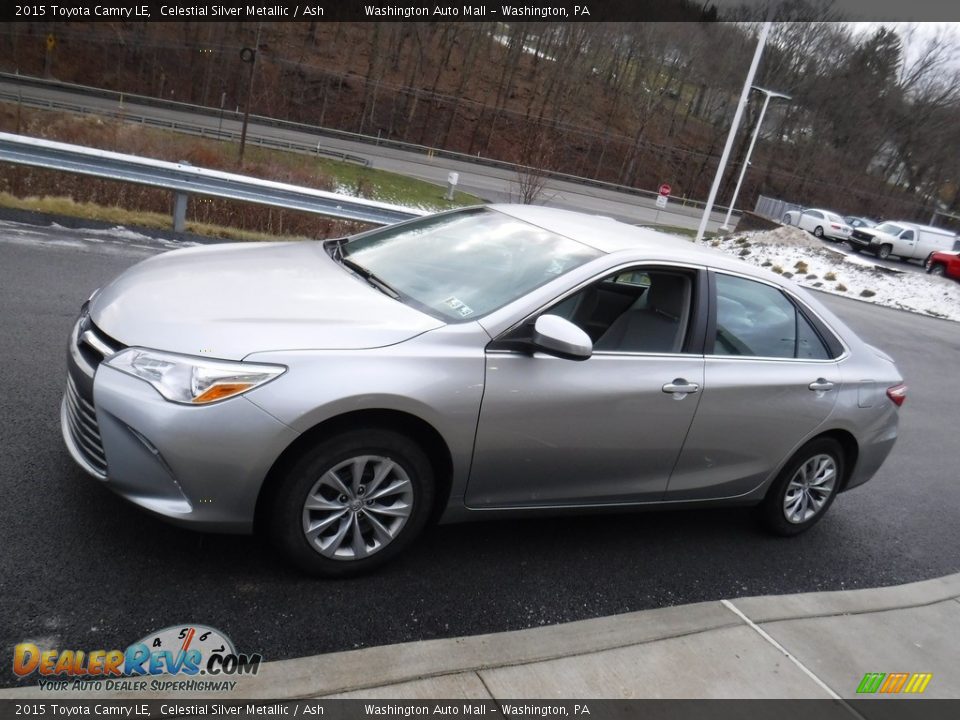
[487,204,775,279]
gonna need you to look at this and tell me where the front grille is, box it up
[852,230,872,242]
[77,319,123,367]
[65,373,107,475]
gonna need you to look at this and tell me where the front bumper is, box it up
[61,320,299,533]
[847,233,875,249]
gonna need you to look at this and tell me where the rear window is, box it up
[714,274,832,360]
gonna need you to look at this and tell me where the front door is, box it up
[466,266,706,508]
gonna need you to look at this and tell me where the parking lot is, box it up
[1,222,958,688]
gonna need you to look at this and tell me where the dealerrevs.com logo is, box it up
[13,624,262,692]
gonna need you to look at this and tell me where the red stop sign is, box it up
[659,183,672,197]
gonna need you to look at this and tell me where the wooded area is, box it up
[2,17,959,224]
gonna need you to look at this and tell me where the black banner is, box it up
[3,0,960,23]
[1,700,959,720]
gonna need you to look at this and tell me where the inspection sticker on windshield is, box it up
[443,296,474,317]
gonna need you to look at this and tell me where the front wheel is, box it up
[760,437,844,536]
[267,429,435,576]
[929,263,946,277]
[847,241,861,253]
[877,244,893,260]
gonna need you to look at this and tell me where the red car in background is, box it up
[925,249,960,280]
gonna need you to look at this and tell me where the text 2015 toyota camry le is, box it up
[62,206,906,575]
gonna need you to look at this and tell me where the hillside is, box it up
[1,20,959,224]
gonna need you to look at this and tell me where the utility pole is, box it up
[238,22,262,166]
[720,86,791,231]
[696,21,771,242]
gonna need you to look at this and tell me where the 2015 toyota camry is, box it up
[62,205,906,575]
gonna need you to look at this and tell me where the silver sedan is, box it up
[62,205,906,575]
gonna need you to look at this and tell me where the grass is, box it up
[291,154,482,211]
[0,192,314,243]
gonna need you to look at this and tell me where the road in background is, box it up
[0,78,733,232]
[1,221,956,688]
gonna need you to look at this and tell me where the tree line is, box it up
[2,15,959,225]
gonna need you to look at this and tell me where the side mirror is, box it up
[531,315,593,361]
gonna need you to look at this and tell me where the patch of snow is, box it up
[52,223,157,242]
[492,34,557,61]
[711,229,960,322]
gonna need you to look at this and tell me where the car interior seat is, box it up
[594,274,691,353]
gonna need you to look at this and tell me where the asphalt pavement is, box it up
[6,573,960,700]
[1,219,958,689]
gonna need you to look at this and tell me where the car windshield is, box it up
[875,223,905,235]
[339,208,601,321]
[827,213,844,223]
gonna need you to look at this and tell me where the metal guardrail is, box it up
[0,88,373,168]
[0,132,426,229]
[0,72,733,216]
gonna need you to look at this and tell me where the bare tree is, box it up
[511,129,555,204]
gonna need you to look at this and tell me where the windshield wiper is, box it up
[340,257,401,300]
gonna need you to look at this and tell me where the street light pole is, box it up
[720,86,791,231]
[238,22,262,166]
[695,21,771,242]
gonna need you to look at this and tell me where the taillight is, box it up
[887,384,907,407]
[831,223,841,229]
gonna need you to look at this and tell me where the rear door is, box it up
[666,270,841,500]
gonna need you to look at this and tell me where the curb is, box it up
[3,572,958,700]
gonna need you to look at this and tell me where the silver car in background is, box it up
[62,206,906,575]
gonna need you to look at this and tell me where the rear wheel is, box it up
[782,214,792,225]
[760,437,844,536]
[267,429,435,576]
[813,226,824,238]
[877,244,893,260]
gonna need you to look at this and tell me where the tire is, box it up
[782,214,792,225]
[267,429,435,577]
[930,263,945,277]
[760,437,844,536]
[813,226,824,238]
[877,244,893,260]
[847,241,861,253]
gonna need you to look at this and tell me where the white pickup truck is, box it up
[847,221,958,262]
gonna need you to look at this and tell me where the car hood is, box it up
[90,241,444,360]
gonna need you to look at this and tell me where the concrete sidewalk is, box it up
[4,573,959,700]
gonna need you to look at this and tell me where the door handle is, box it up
[662,379,700,396]
[808,379,835,392]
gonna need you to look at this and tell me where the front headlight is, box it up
[105,348,286,405]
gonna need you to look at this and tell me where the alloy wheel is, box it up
[301,454,414,560]
[782,453,836,524]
